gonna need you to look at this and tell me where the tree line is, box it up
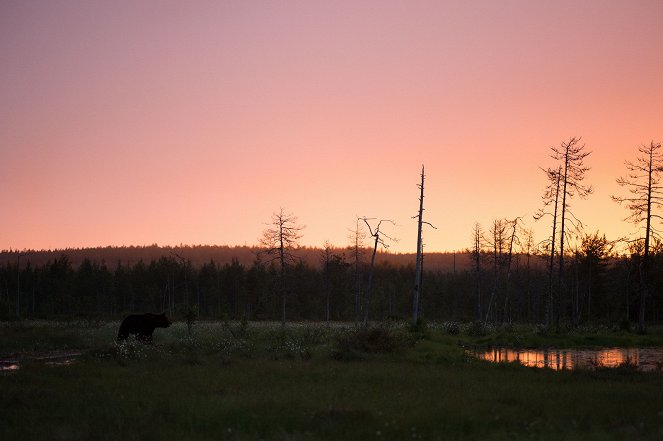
[1,240,663,327]
[2,138,662,329]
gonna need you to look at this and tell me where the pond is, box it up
[469,347,663,372]
[0,350,82,372]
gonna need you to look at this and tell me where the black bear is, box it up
[117,312,172,342]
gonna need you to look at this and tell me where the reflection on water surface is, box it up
[470,347,663,371]
[0,351,81,372]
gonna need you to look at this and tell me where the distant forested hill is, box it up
[0,245,472,272]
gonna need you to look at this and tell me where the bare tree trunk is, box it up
[612,142,663,332]
[279,234,286,327]
[259,208,304,327]
[412,165,425,327]
[526,248,532,323]
[360,218,395,325]
[639,147,654,333]
[546,167,561,328]
[485,220,504,323]
[363,233,379,325]
[587,265,591,322]
[354,249,361,326]
[573,249,580,326]
[553,137,592,329]
[323,245,331,324]
[485,245,498,323]
[418,251,424,318]
[352,219,363,327]
[557,152,570,330]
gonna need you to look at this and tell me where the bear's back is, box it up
[118,313,171,341]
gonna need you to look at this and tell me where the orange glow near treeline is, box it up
[1,1,663,253]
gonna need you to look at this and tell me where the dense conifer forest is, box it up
[1,244,661,327]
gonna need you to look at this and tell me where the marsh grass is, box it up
[2,320,663,440]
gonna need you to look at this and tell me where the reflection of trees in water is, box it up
[471,347,663,371]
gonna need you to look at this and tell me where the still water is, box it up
[0,350,81,372]
[469,347,663,372]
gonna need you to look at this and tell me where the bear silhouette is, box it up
[117,312,172,342]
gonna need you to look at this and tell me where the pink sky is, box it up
[1,0,662,253]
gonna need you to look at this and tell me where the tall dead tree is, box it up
[552,137,592,327]
[535,166,562,327]
[260,208,304,326]
[612,141,663,333]
[362,217,395,325]
[412,165,436,327]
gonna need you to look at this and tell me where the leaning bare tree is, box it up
[259,208,304,326]
[412,165,436,327]
[611,141,663,333]
[361,217,396,325]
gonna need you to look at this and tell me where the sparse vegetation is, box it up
[2,320,663,440]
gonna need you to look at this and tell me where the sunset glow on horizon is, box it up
[2,1,662,254]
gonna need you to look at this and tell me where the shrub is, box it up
[619,318,632,332]
[442,321,460,335]
[409,318,428,332]
[114,336,148,360]
[465,321,488,337]
[333,326,399,356]
[501,322,514,333]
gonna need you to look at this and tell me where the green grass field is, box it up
[1,321,663,440]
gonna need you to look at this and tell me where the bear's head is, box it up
[155,312,172,328]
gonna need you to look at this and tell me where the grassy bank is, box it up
[1,321,663,440]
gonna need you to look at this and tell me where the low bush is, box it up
[465,321,488,337]
[441,321,460,335]
[332,326,399,358]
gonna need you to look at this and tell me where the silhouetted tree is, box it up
[484,218,508,323]
[259,208,304,326]
[501,217,522,324]
[471,223,484,321]
[520,228,537,323]
[535,166,562,327]
[412,165,436,326]
[579,231,612,323]
[612,141,663,332]
[348,217,366,326]
[552,137,593,326]
[361,217,396,324]
[321,242,334,323]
